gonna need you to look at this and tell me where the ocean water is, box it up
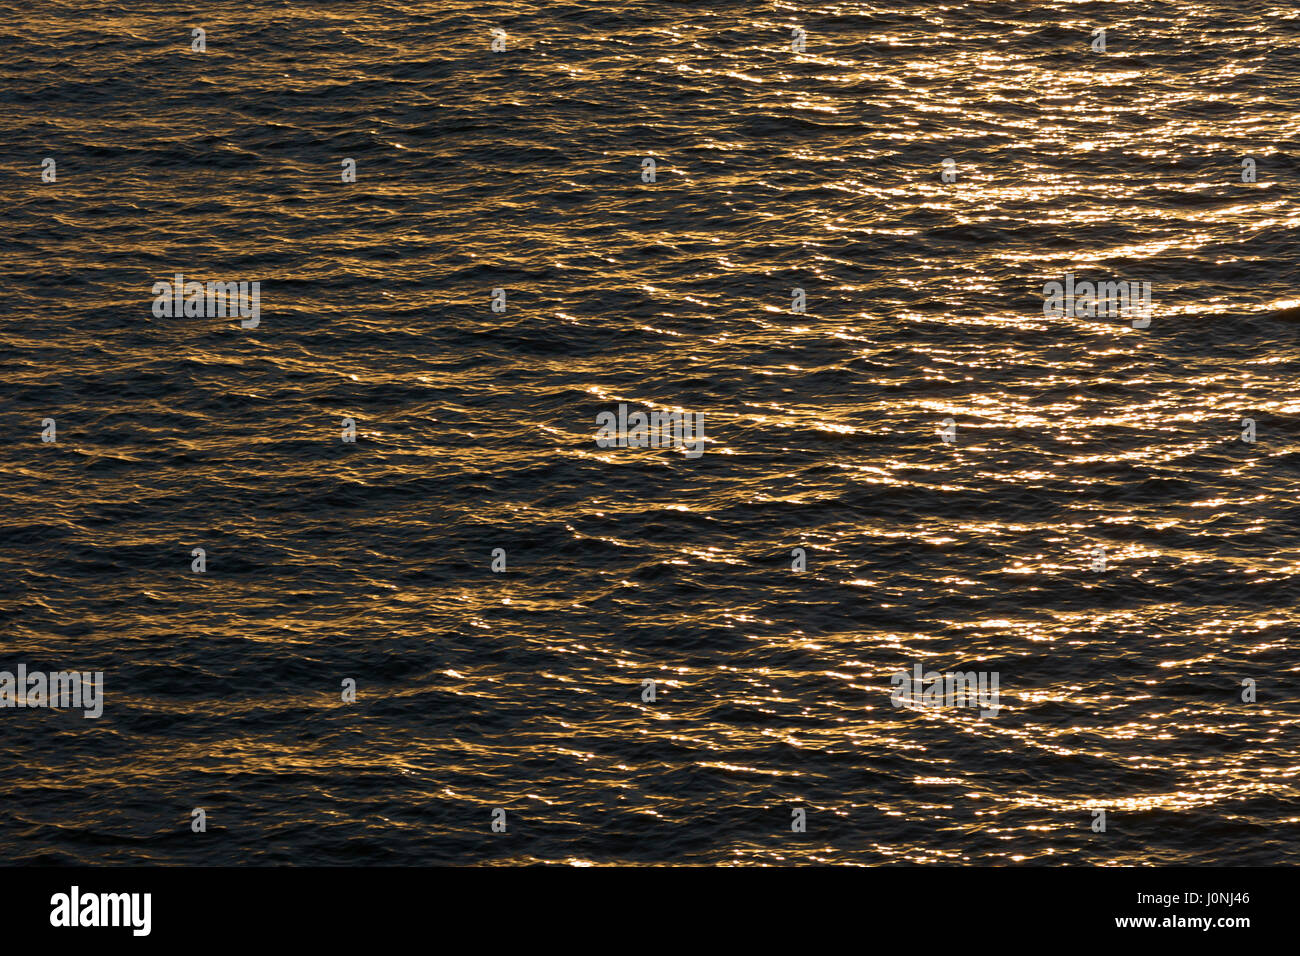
[1,0,1298,865]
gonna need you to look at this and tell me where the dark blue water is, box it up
[1,0,1297,864]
